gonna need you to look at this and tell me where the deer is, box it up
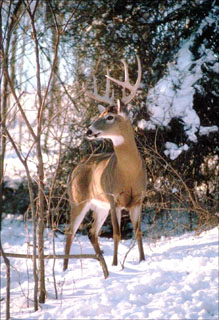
[63,56,146,272]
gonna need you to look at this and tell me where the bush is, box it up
[2,180,31,215]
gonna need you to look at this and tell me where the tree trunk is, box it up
[26,169,38,311]
[0,1,9,231]
[27,0,46,303]
[0,239,10,320]
[36,144,46,303]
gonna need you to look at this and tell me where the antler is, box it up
[86,55,141,106]
[106,55,142,105]
[86,68,115,106]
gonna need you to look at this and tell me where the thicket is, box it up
[1,0,218,237]
[47,0,218,235]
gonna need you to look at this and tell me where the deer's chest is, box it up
[112,172,142,208]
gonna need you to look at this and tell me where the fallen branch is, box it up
[0,252,109,279]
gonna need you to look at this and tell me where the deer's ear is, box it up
[97,104,105,113]
[117,99,128,117]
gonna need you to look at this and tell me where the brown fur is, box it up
[63,113,146,270]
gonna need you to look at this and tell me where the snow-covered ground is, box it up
[1,214,218,320]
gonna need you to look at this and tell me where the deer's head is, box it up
[85,56,142,146]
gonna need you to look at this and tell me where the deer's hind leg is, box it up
[111,206,122,266]
[129,205,145,262]
[63,201,90,271]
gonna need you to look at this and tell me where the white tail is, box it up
[64,56,146,271]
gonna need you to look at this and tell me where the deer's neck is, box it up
[112,124,142,175]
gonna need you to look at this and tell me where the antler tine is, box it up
[86,69,115,106]
[105,68,110,96]
[106,55,142,105]
[106,68,115,104]
[122,59,130,83]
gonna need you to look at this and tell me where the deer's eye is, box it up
[106,115,114,121]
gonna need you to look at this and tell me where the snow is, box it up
[1,214,218,320]
[199,125,218,136]
[141,39,202,142]
[164,142,189,160]
[139,9,218,159]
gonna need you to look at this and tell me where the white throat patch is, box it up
[107,135,124,146]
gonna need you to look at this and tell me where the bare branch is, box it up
[2,62,37,139]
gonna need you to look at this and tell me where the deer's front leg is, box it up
[110,203,121,266]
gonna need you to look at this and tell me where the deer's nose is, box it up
[86,129,93,137]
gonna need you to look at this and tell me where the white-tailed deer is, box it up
[63,56,146,271]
